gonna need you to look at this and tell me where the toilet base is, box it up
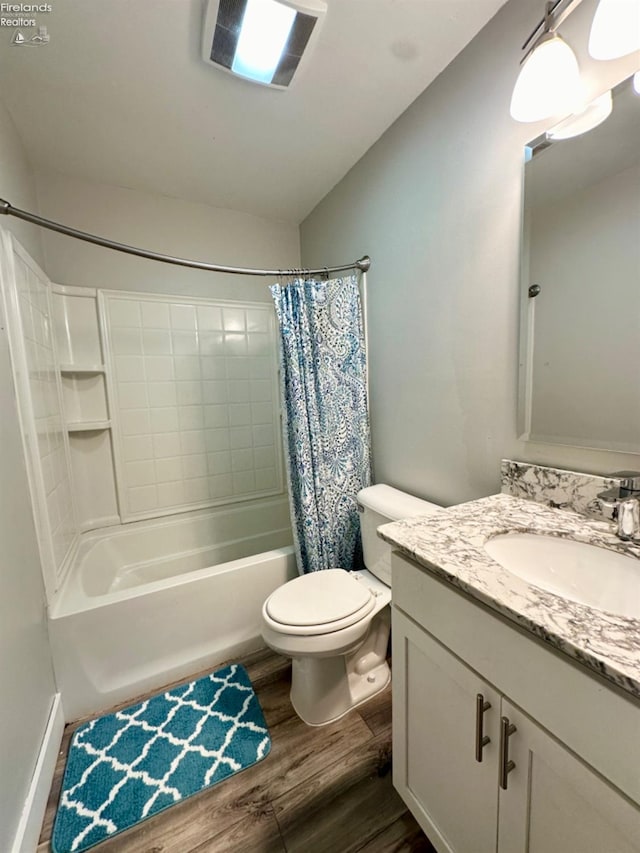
[290,656,390,726]
[288,607,392,726]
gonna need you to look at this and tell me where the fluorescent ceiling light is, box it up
[589,0,640,60]
[510,33,582,123]
[232,0,296,85]
[548,90,613,139]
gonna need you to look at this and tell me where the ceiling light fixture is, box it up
[588,0,640,60]
[232,0,296,84]
[510,2,582,122]
[547,89,613,138]
[202,0,327,89]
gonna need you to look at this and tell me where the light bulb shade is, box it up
[588,0,640,60]
[510,34,582,122]
[547,90,613,139]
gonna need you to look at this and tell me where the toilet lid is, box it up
[265,568,374,630]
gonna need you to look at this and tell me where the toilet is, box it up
[261,484,441,726]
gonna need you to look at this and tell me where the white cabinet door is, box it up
[393,609,500,853]
[498,699,640,853]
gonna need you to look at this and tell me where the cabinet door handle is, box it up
[499,716,517,789]
[475,693,492,762]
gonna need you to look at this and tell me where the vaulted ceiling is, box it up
[0,0,507,222]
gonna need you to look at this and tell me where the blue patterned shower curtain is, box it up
[270,275,371,574]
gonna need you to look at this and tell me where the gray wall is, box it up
[300,0,640,506]
[0,99,57,850]
[36,173,300,303]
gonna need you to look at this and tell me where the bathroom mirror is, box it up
[518,74,640,453]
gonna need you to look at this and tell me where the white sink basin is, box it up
[485,533,640,619]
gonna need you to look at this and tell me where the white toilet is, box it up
[261,484,441,726]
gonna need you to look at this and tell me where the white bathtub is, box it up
[49,498,296,720]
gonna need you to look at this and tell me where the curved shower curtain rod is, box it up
[0,198,371,278]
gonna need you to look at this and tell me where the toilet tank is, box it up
[357,484,441,586]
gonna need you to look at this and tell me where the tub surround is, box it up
[501,458,619,517]
[379,493,640,699]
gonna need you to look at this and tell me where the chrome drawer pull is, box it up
[475,693,492,762]
[499,716,517,790]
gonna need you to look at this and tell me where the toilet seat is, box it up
[263,569,376,636]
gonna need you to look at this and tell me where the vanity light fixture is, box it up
[588,0,640,60]
[547,89,613,138]
[634,70,640,93]
[202,0,327,89]
[510,1,582,122]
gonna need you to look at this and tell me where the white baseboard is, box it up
[12,693,64,853]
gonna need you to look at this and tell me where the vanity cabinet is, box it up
[392,554,640,853]
[395,610,499,853]
[498,699,639,853]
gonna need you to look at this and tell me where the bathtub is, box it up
[49,498,296,720]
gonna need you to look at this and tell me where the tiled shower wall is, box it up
[102,292,283,520]
[6,239,77,593]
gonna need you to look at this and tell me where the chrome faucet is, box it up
[598,472,640,543]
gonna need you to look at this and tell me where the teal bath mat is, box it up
[52,664,271,853]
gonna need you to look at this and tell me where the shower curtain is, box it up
[270,275,371,575]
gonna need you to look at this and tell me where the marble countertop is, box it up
[378,493,640,700]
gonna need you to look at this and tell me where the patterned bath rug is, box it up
[52,663,271,853]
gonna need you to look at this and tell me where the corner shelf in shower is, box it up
[52,285,121,530]
[59,364,106,374]
[66,420,112,432]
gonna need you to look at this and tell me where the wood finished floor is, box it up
[38,651,436,853]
